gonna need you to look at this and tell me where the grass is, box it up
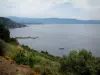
[6,43,23,57]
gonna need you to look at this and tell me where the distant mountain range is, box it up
[8,16,100,24]
[0,17,26,28]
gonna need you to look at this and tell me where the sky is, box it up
[0,0,100,20]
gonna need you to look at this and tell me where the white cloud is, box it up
[88,0,100,8]
[0,0,100,20]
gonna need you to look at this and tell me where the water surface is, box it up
[10,24,100,56]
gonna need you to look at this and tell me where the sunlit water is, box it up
[10,24,100,56]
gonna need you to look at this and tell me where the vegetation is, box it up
[0,39,7,56]
[60,50,100,75]
[0,24,100,75]
[0,24,10,42]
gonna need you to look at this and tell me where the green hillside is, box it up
[0,24,100,75]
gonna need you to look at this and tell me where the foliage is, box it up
[34,57,61,75]
[40,51,59,61]
[9,43,100,75]
[21,45,38,54]
[2,39,100,75]
[9,38,19,45]
[0,24,10,42]
[22,45,60,61]
[0,25,100,75]
[13,50,40,67]
[60,49,100,75]
[6,43,22,57]
[0,39,7,56]
[13,50,29,65]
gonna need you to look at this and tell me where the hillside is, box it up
[0,56,38,75]
[9,16,100,24]
[0,17,26,28]
[0,24,100,75]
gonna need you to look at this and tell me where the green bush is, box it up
[60,49,100,75]
[28,54,41,67]
[13,50,40,67]
[13,50,29,65]
[34,57,61,75]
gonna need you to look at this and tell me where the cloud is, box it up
[88,0,100,8]
[0,0,100,20]
[88,8,100,20]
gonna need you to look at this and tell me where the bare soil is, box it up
[0,56,38,75]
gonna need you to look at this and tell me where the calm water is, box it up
[10,24,100,56]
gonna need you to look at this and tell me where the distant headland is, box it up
[8,16,100,24]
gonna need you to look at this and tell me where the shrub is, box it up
[60,49,99,75]
[28,54,41,67]
[34,58,61,75]
[13,50,29,65]
[41,51,48,54]
[13,50,40,67]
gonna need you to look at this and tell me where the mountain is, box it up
[0,17,26,28]
[8,16,100,24]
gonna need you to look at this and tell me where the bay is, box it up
[10,24,100,56]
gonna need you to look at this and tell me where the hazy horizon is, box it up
[0,0,100,20]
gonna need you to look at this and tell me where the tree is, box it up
[0,24,10,42]
[60,49,97,75]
